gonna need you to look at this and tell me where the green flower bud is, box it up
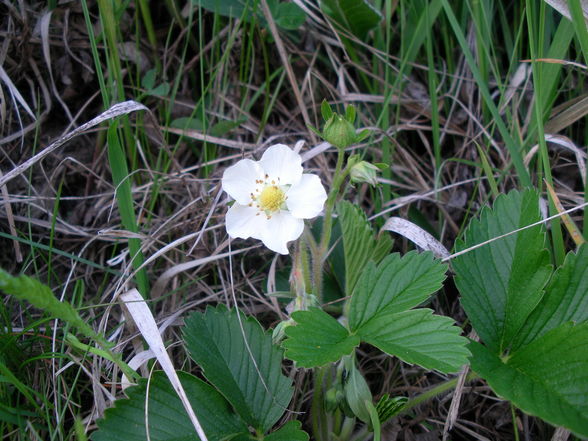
[343,363,373,423]
[322,114,358,149]
[324,386,341,413]
[272,319,293,344]
[350,161,380,186]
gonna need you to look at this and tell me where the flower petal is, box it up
[222,159,263,205]
[259,211,304,254]
[286,174,327,219]
[225,203,265,240]
[259,144,303,185]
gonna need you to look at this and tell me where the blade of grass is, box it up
[106,124,150,297]
[375,0,443,203]
[475,143,500,200]
[525,0,565,265]
[545,180,585,247]
[440,0,531,187]
[567,0,588,237]
[80,0,109,107]
[0,232,121,276]
[567,0,588,59]
[0,360,45,411]
[86,1,150,295]
[524,18,575,140]
[137,0,160,71]
[425,3,441,175]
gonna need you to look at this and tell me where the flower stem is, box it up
[511,403,520,441]
[399,371,479,415]
[312,366,328,441]
[348,371,479,441]
[300,231,313,291]
[320,149,346,252]
[313,148,349,300]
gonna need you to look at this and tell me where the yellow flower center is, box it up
[258,185,286,212]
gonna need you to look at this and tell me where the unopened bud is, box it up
[324,387,341,413]
[272,319,293,344]
[350,161,380,186]
[322,114,358,149]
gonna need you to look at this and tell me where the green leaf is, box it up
[348,251,447,332]
[343,359,373,423]
[273,2,306,30]
[513,244,588,348]
[469,323,588,438]
[194,0,305,30]
[210,118,247,137]
[142,68,156,89]
[373,233,393,263]
[358,309,470,373]
[321,100,333,121]
[283,307,360,368]
[0,402,38,427]
[320,0,382,39]
[148,82,171,97]
[337,201,393,295]
[170,116,204,131]
[345,104,356,123]
[453,190,552,354]
[193,0,248,19]
[0,359,44,412]
[106,124,149,297]
[0,269,96,340]
[92,371,248,441]
[183,305,293,432]
[375,394,408,423]
[264,420,309,441]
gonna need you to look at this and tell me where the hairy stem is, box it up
[313,149,351,301]
[312,366,328,441]
[400,371,479,414]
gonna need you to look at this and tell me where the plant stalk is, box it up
[314,149,352,300]
[399,371,479,415]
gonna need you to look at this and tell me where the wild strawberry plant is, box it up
[2,105,587,441]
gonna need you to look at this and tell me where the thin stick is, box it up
[443,201,588,262]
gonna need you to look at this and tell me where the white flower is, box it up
[222,144,327,254]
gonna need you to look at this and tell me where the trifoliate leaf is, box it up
[469,322,588,438]
[183,305,292,432]
[337,201,392,296]
[283,307,360,368]
[348,251,447,332]
[453,190,552,354]
[513,243,588,349]
[92,371,248,441]
[264,420,309,441]
[358,309,470,373]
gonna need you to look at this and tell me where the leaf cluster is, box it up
[453,190,588,437]
[94,305,307,441]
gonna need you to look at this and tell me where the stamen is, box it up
[258,185,286,213]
